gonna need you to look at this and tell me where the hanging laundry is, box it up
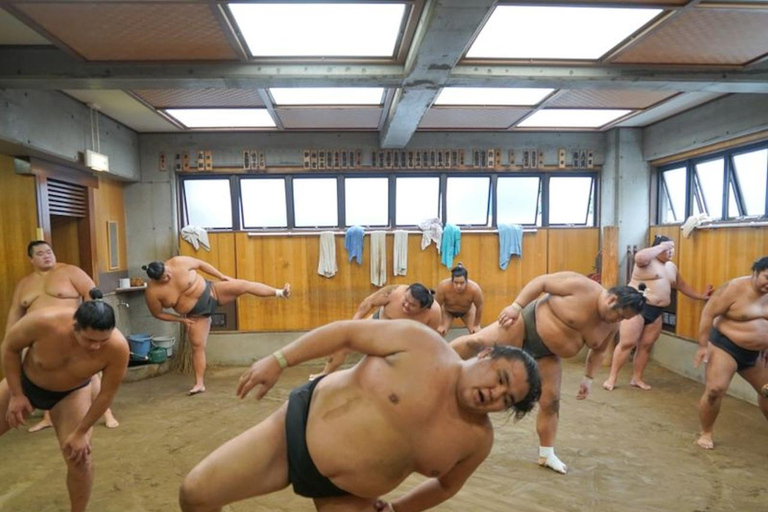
[440,224,461,268]
[345,225,364,264]
[393,230,408,276]
[370,231,387,286]
[317,231,338,278]
[181,225,211,251]
[419,217,443,252]
[498,223,523,270]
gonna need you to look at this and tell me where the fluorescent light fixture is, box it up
[270,87,384,105]
[435,87,554,106]
[467,6,662,60]
[518,109,631,128]
[228,2,406,57]
[165,108,276,128]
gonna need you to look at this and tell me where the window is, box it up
[733,148,767,216]
[656,142,768,225]
[497,176,541,226]
[659,166,687,223]
[549,176,595,225]
[395,177,440,225]
[293,177,338,227]
[241,178,287,228]
[182,178,232,229]
[446,177,491,226]
[345,177,389,227]
[693,158,725,219]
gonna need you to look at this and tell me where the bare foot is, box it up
[28,416,53,433]
[695,433,714,450]
[630,378,652,391]
[308,373,326,382]
[602,379,616,391]
[761,383,768,398]
[104,411,119,429]
[188,386,206,396]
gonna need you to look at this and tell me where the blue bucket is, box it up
[127,334,152,358]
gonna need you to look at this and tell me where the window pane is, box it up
[396,177,440,225]
[660,167,686,223]
[733,148,767,216]
[345,177,389,226]
[549,176,594,225]
[447,177,491,225]
[241,179,287,228]
[183,179,232,229]
[694,158,725,219]
[497,177,541,225]
[294,178,338,227]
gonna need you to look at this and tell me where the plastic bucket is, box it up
[152,336,176,357]
[148,346,167,364]
[127,334,152,358]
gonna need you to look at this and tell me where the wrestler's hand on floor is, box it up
[6,395,34,428]
[63,432,91,465]
[236,354,282,400]
[576,377,592,400]
[372,499,395,512]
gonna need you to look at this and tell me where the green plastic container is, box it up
[148,346,167,364]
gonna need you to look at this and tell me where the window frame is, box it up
[655,141,768,224]
[177,170,599,232]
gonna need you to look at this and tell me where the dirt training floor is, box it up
[1,358,766,512]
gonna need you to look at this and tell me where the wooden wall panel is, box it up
[547,228,600,275]
[233,230,551,331]
[601,226,619,288]
[0,155,39,378]
[179,232,236,277]
[676,227,768,339]
[50,217,81,265]
[93,177,128,273]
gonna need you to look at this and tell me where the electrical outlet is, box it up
[558,148,566,168]
[159,152,167,172]
[246,150,253,170]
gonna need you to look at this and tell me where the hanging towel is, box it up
[418,217,443,252]
[681,213,711,238]
[370,231,387,287]
[345,225,365,264]
[317,231,338,278]
[393,230,408,276]
[180,225,211,252]
[498,223,523,270]
[440,224,461,268]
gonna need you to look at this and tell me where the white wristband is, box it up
[275,289,284,298]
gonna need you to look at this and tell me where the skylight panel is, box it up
[165,108,276,128]
[434,87,554,106]
[467,6,662,60]
[270,87,384,105]
[518,109,631,128]
[228,3,407,57]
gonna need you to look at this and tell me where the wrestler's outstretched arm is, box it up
[238,320,431,399]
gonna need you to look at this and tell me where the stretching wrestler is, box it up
[309,283,441,379]
[6,240,118,432]
[603,236,713,391]
[179,319,541,512]
[451,272,645,474]
[693,257,768,449]
[143,256,291,395]
[435,263,485,335]
[1,289,129,512]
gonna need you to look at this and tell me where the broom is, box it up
[171,323,194,375]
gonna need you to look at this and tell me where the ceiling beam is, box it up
[379,0,496,148]
[2,47,768,98]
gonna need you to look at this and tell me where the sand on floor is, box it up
[0,358,766,512]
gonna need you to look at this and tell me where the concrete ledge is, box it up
[123,361,171,382]
[652,333,757,406]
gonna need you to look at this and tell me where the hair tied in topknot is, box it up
[141,265,148,271]
[89,287,104,301]
[637,283,647,296]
